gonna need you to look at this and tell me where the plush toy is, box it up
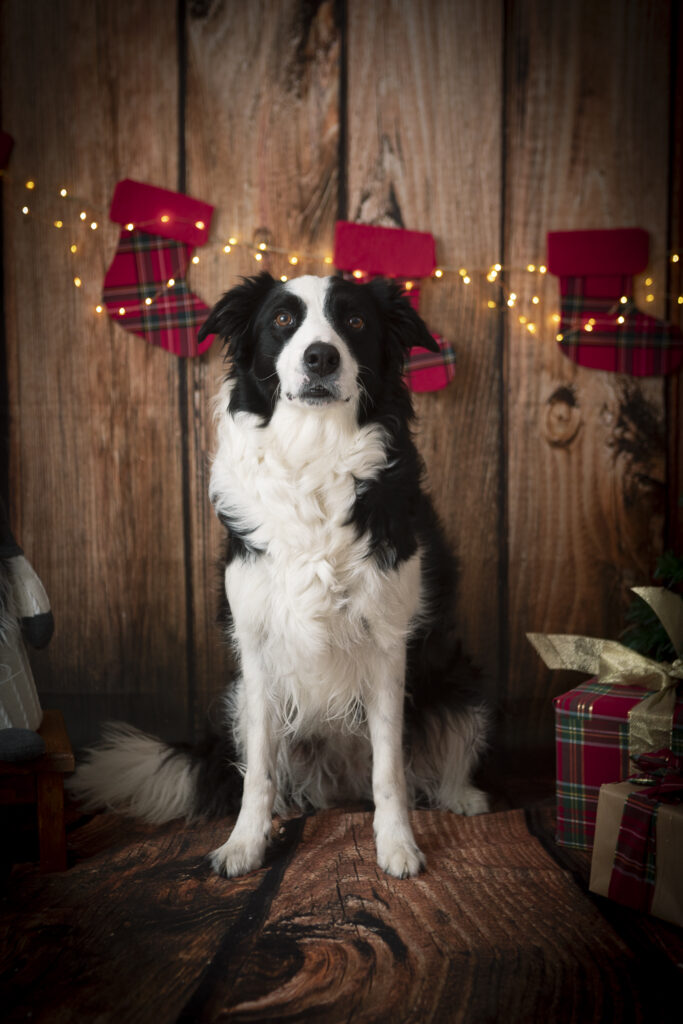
[0,497,53,761]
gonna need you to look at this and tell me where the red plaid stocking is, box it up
[548,228,683,376]
[102,179,215,357]
[333,221,456,391]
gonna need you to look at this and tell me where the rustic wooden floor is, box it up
[1,756,681,1023]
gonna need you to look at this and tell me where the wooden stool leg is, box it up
[36,772,67,871]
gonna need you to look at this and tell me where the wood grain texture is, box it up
[504,0,671,745]
[1,0,189,746]
[184,0,342,731]
[0,1,679,751]
[666,3,683,546]
[3,806,681,1023]
[346,0,504,692]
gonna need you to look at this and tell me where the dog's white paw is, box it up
[209,834,266,878]
[443,784,489,816]
[456,785,489,816]
[376,835,426,878]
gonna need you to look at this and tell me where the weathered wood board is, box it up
[346,0,505,694]
[504,0,671,743]
[1,0,190,746]
[2,806,681,1022]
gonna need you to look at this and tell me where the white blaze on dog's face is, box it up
[198,271,441,427]
[274,276,362,409]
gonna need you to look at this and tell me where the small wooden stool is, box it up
[0,709,75,871]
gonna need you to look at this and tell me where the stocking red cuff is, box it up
[334,221,436,278]
[109,179,214,247]
[547,228,648,277]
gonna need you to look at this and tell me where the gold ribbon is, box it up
[527,587,683,759]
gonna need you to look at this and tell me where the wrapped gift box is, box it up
[589,778,683,927]
[553,679,683,849]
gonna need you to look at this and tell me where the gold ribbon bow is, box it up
[527,587,683,759]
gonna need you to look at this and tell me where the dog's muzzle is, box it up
[297,342,343,403]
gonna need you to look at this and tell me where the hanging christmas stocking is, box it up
[102,179,215,357]
[333,220,455,392]
[548,228,683,376]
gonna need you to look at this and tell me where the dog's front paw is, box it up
[209,834,267,878]
[376,835,426,879]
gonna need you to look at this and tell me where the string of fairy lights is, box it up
[7,173,683,343]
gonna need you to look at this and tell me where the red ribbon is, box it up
[629,748,683,801]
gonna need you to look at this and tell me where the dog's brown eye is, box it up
[274,310,293,327]
[348,315,364,330]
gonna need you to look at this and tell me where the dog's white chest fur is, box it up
[210,391,422,730]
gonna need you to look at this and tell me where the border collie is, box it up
[70,273,488,878]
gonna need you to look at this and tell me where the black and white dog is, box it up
[71,273,488,878]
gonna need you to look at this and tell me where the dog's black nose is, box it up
[303,342,340,378]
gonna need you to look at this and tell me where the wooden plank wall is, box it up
[1,0,678,750]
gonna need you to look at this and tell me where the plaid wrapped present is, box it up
[589,750,683,926]
[529,586,683,850]
[553,680,683,849]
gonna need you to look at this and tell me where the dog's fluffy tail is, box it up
[68,723,243,824]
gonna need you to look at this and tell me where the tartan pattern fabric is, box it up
[557,274,683,377]
[553,679,683,850]
[102,229,213,357]
[405,334,456,392]
[607,790,658,911]
[606,751,683,912]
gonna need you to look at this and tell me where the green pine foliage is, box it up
[620,551,683,661]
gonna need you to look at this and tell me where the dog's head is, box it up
[199,273,439,423]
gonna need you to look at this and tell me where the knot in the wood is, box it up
[543,385,582,447]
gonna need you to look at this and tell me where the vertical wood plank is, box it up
[505,0,671,746]
[184,0,342,733]
[666,3,683,546]
[1,0,189,745]
[345,0,505,694]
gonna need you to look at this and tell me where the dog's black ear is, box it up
[365,277,440,354]
[198,272,277,359]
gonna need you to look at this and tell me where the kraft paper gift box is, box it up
[589,761,683,927]
[528,586,683,850]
